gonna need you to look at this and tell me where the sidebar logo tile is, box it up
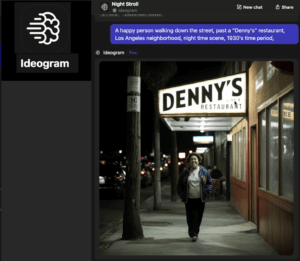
[15,2,71,53]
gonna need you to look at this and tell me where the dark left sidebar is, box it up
[1,1,92,261]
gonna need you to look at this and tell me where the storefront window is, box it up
[235,61,239,73]
[280,91,294,200]
[259,89,294,199]
[256,67,264,91]
[268,103,279,193]
[267,61,275,81]
[236,132,239,179]
[232,133,235,177]
[243,127,246,181]
[259,110,266,188]
[239,131,242,179]
[242,61,246,71]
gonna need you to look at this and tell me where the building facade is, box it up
[203,61,294,255]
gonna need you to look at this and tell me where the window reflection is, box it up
[281,91,294,200]
[259,110,266,188]
[259,90,294,200]
[268,103,279,193]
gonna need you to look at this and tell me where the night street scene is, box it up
[99,61,294,256]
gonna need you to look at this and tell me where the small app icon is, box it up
[27,12,60,45]
[95,50,100,55]
[237,4,242,10]
[276,5,280,10]
[101,2,109,12]
[112,8,117,13]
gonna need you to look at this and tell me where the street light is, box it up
[196,147,208,154]
[178,152,186,159]
[119,150,122,154]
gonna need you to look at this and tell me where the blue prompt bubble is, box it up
[111,24,299,44]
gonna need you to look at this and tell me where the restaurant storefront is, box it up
[160,61,294,255]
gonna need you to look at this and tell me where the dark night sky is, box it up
[99,61,223,156]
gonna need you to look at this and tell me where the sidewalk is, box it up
[100,184,280,256]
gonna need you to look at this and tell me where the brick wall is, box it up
[248,61,294,126]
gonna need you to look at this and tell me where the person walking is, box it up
[177,153,212,242]
[210,166,223,180]
[206,166,212,174]
[210,166,225,198]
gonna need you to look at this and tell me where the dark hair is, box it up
[184,152,202,167]
[207,166,212,170]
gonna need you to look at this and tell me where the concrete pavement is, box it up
[100,184,280,256]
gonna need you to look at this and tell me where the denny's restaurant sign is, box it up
[159,73,246,116]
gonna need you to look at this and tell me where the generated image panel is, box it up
[98,61,294,256]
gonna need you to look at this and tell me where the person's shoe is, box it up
[192,236,197,242]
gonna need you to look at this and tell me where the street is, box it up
[99,176,171,248]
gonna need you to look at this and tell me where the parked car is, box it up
[99,164,126,198]
[161,165,169,179]
[141,163,152,187]
[149,163,166,180]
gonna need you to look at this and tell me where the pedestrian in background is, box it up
[210,166,223,180]
[206,166,212,174]
[177,153,212,242]
[211,166,225,198]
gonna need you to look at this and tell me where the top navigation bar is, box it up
[92,0,300,15]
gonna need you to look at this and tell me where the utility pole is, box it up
[171,131,179,202]
[152,90,162,210]
[122,61,144,240]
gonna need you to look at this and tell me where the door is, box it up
[226,141,231,200]
[251,126,257,224]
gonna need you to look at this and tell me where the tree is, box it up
[122,61,144,240]
[141,62,177,210]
